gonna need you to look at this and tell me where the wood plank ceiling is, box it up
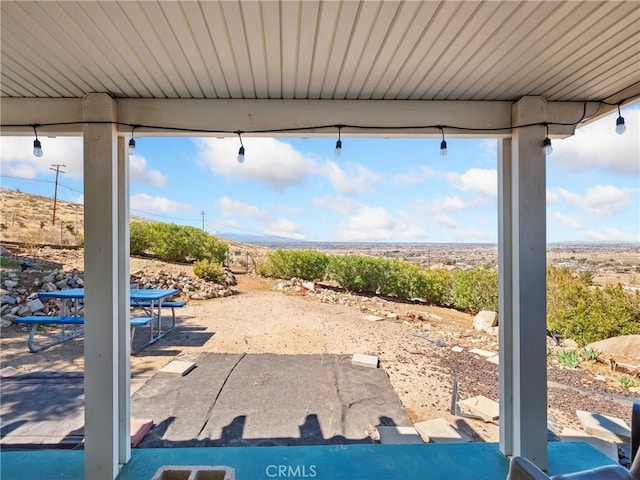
[1,0,639,104]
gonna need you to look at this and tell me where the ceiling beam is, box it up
[0,97,601,138]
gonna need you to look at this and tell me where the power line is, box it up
[1,175,83,194]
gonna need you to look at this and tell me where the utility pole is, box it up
[50,163,66,225]
[201,211,205,231]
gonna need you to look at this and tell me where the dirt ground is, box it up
[1,254,636,444]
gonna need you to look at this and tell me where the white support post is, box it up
[507,96,549,469]
[117,136,131,465]
[83,93,120,480]
[498,137,513,456]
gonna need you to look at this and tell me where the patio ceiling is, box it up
[1,0,639,115]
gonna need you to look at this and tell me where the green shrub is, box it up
[193,258,225,283]
[261,249,329,281]
[204,235,229,264]
[547,266,640,346]
[130,221,228,264]
[450,268,498,314]
[416,269,454,306]
[327,255,383,293]
[130,221,152,255]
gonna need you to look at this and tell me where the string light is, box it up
[615,105,626,135]
[335,125,343,157]
[32,125,43,157]
[543,124,553,155]
[440,128,447,156]
[128,126,136,155]
[7,97,631,159]
[236,131,245,164]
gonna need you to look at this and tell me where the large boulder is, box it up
[473,310,498,332]
[587,335,640,360]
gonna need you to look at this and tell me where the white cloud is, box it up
[129,155,167,187]
[550,211,583,229]
[446,168,497,196]
[347,205,395,230]
[312,195,361,214]
[556,185,636,216]
[270,203,304,216]
[336,203,426,241]
[130,193,196,215]
[415,194,489,213]
[552,108,640,175]
[0,137,167,189]
[0,136,84,178]
[546,189,559,203]
[215,196,271,221]
[262,219,307,240]
[436,213,457,230]
[392,166,435,186]
[194,137,318,191]
[323,160,381,195]
[580,226,640,242]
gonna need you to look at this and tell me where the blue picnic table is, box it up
[13,288,182,353]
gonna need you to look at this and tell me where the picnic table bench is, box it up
[14,288,183,353]
[14,315,156,353]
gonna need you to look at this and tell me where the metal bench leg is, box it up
[26,323,84,353]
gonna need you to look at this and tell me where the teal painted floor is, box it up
[0,442,618,480]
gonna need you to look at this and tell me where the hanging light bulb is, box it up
[32,126,43,157]
[440,128,447,156]
[128,127,136,155]
[236,131,245,164]
[615,105,626,135]
[543,125,553,155]
[335,125,343,157]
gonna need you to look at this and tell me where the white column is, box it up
[83,93,120,480]
[507,96,549,469]
[117,136,131,465]
[498,137,513,456]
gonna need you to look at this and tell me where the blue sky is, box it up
[1,105,638,244]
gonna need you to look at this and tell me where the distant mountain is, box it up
[214,232,304,245]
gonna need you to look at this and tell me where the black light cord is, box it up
[2,98,630,136]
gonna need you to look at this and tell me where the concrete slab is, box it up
[560,427,620,462]
[457,395,499,422]
[352,353,378,368]
[377,426,423,444]
[468,348,497,358]
[158,360,196,376]
[576,410,631,443]
[362,314,384,322]
[486,355,500,365]
[414,418,471,443]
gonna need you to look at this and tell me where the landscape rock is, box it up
[473,310,497,332]
[1,263,236,319]
[1,294,17,305]
[561,338,579,349]
[27,298,45,313]
[587,335,640,360]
